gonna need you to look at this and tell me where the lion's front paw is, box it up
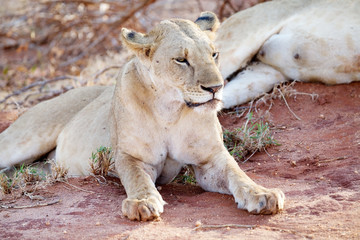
[122,196,165,221]
[237,187,285,215]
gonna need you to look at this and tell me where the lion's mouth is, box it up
[185,98,221,108]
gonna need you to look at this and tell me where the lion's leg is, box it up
[116,153,166,221]
[156,157,183,185]
[222,62,288,109]
[55,87,113,176]
[193,153,285,214]
[0,86,107,169]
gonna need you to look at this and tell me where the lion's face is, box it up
[121,12,224,110]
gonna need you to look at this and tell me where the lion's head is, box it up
[120,12,224,111]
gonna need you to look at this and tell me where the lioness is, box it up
[0,12,284,221]
[216,0,360,108]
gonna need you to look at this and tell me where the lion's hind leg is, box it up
[0,86,107,169]
[222,62,287,109]
[55,87,113,176]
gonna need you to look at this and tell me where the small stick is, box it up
[61,180,95,194]
[244,167,255,172]
[263,148,276,162]
[60,0,157,67]
[194,223,256,231]
[0,199,60,209]
[194,224,313,238]
[277,88,301,120]
[24,192,45,201]
[260,226,314,239]
[92,65,122,81]
[0,75,79,104]
[90,174,107,185]
[318,156,347,164]
[242,150,257,163]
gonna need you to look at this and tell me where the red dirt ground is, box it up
[0,82,359,239]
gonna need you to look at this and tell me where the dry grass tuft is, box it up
[0,161,68,195]
[173,165,196,185]
[0,173,15,194]
[49,159,68,182]
[0,164,47,195]
[89,146,114,177]
[254,82,318,118]
[223,112,278,162]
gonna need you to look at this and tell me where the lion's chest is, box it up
[119,131,168,166]
[166,117,224,165]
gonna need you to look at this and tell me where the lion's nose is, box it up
[201,84,223,93]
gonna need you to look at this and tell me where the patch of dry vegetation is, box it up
[0,160,68,196]
[0,0,158,110]
[222,82,319,162]
[49,159,68,182]
[173,165,197,185]
[89,146,114,177]
[223,112,278,162]
[255,82,318,119]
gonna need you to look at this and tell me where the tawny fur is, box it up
[0,12,284,221]
[216,0,360,108]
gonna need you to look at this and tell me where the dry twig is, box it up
[0,199,60,209]
[59,0,156,67]
[218,0,239,20]
[60,180,95,194]
[194,223,313,239]
[0,75,79,104]
[318,156,347,164]
[277,88,301,121]
[194,223,255,230]
[92,65,122,82]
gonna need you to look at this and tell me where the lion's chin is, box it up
[185,98,222,110]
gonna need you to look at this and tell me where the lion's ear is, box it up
[121,28,152,58]
[195,11,220,37]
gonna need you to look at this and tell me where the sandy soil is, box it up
[1,82,359,240]
[1,1,360,239]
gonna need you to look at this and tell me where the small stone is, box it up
[195,220,202,227]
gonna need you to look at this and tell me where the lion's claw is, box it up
[235,187,285,215]
[122,196,165,221]
[247,188,285,214]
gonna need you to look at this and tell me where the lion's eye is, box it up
[174,58,189,65]
[212,52,219,59]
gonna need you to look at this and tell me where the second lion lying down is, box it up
[217,0,360,108]
[0,12,284,221]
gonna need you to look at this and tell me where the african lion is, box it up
[0,12,284,221]
[216,0,360,108]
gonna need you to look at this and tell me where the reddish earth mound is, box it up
[1,82,360,239]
